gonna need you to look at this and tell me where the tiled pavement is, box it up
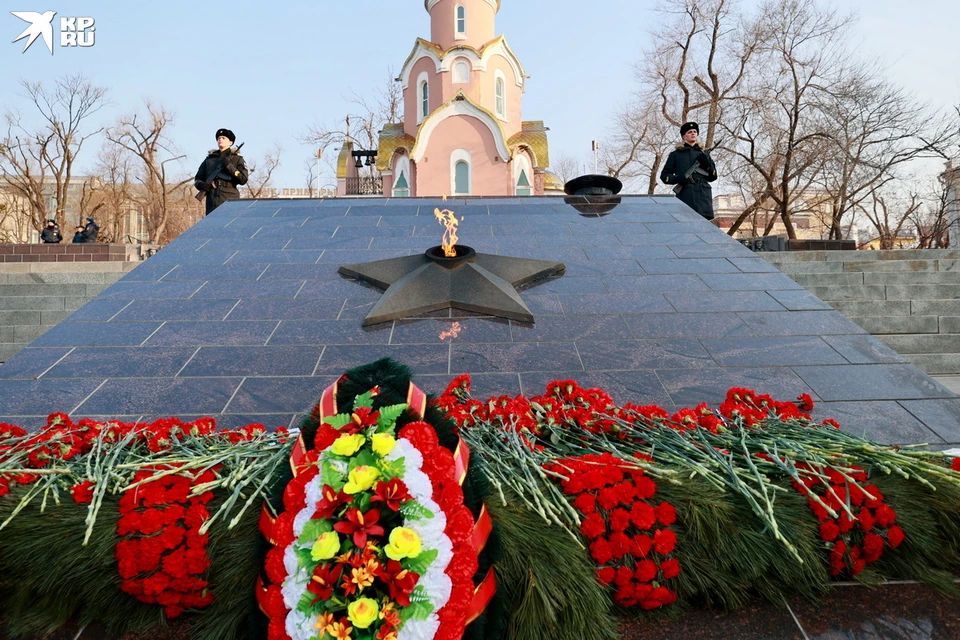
[0,195,956,447]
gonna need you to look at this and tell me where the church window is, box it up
[454,161,470,195]
[393,172,410,198]
[494,73,506,119]
[456,5,466,38]
[453,59,470,84]
[420,79,429,121]
[516,169,531,196]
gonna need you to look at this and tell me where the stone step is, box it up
[912,300,960,316]
[764,249,960,263]
[0,296,95,311]
[885,285,960,300]
[901,353,960,375]
[830,300,912,316]
[864,272,960,285]
[0,272,126,285]
[807,284,887,301]
[850,316,940,334]
[789,272,864,286]
[843,260,947,273]
[942,317,960,333]
[0,283,105,297]
[772,261,844,274]
[877,334,960,354]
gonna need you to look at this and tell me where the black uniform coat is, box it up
[659,143,718,220]
[40,225,62,243]
[194,147,249,215]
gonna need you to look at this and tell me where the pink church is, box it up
[337,0,562,197]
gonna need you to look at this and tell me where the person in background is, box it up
[659,121,718,220]
[81,217,99,243]
[40,219,62,243]
[194,128,248,215]
[72,225,86,243]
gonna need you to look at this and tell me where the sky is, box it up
[2,0,958,191]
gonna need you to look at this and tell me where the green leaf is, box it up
[400,500,434,521]
[399,586,434,622]
[404,548,438,575]
[299,517,332,545]
[321,460,346,490]
[353,390,376,410]
[297,591,315,615]
[295,545,314,569]
[376,404,408,431]
[323,413,354,429]
[349,449,378,471]
[377,457,406,480]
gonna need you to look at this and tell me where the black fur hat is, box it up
[680,121,699,136]
[215,128,236,143]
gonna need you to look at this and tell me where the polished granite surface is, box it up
[0,195,956,442]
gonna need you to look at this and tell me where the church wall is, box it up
[415,116,504,196]
[429,0,496,50]
[404,57,439,139]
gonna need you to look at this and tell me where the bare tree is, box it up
[861,189,922,249]
[551,154,589,184]
[242,143,283,199]
[82,144,136,242]
[0,74,108,234]
[105,101,190,244]
[302,69,402,177]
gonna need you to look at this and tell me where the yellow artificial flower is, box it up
[343,465,380,494]
[331,433,365,457]
[311,531,341,561]
[384,527,422,560]
[347,597,380,629]
[371,433,397,456]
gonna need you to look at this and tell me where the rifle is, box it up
[672,142,719,195]
[195,142,244,202]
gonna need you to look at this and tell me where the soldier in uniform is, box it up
[194,128,248,215]
[659,121,718,220]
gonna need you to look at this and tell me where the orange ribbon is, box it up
[464,568,497,625]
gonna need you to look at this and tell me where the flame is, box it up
[434,208,460,257]
[439,321,462,342]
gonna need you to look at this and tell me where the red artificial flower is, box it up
[333,507,385,549]
[371,477,413,512]
[308,563,344,603]
[314,484,354,520]
[70,480,95,504]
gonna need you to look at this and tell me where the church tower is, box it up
[349,0,557,197]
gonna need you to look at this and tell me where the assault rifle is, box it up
[195,142,244,202]
[672,143,719,195]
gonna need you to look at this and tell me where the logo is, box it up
[11,11,95,53]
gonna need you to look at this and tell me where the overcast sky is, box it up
[2,1,958,190]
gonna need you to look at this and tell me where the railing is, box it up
[344,176,383,196]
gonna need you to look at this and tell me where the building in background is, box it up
[712,191,846,240]
[338,0,561,197]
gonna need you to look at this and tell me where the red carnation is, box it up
[796,393,815,411]
[573,493,597,514]
[952,458,960,472]
[659,557,681,580]
[874,503,897,527]
[632,534,653,558]
[614,565,634,586]
[633,559,658,583]
[579,512,607,539]
[655,502,677,526]
[70,480,95,504]
[608,508,632,533]
[629,501,657,530]
[595,567,616,585]
[887,525,905,548]
[819,520,840,542]
[589,538,614,565]
[653,528,677,555]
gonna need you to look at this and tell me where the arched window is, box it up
[516,170,531,196]
[455,162,469,195]
[451,149,472,195]
[455,5,466,38]
[393,154,411,198]
[494,72,506,120]
[514,153,533,196]
[420,79,430,121]
[453,59,470,84]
